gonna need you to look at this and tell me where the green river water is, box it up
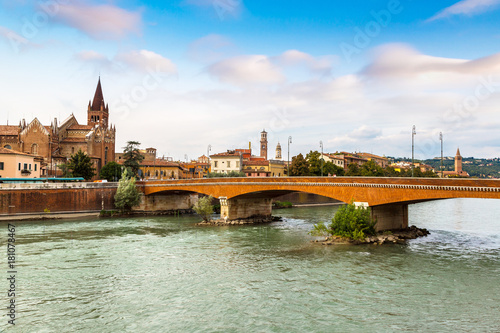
[1,198,499,332]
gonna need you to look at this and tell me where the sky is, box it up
[1,0,500,160]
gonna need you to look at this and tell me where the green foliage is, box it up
[207,171,245,178]
[65,149,96,180]
[345,163,361,176]
[122,141,144,178]
[290,153,310,176]
[114,169,141,211]
[99,161,122,181]
[309,221,329,236]
[193,195,214,221]
[273,201,293,208]
[323,161,344,176]
[310,202,377,240]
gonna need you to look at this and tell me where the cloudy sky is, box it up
[1,0,499,160]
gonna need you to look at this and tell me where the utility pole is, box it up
[207,144,212,176]
[287,136,292,176]
[440,132,443,178]
[412,125,416,177]
[320,140,323,177]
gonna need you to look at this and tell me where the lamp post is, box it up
[440,132,443,178]
[207,144,212,176]
[287,136,292,176]
[412,125,416,177]
[320,140,324,177]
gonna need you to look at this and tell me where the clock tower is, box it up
[260,129,268,160]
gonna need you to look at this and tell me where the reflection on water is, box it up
[1,199,499,332]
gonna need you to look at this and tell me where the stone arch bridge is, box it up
[137,177,500,230]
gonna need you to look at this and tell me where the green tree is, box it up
[360,160,384,177]
[99,161,123,181]
[193,195,214,221]
[323,161,345,176]
[65,149,95,180]
[114,168,141,211]
[310,202,377,240]
[122,141,144,177]
[290,153,310,176]
[345,163,361,176]
[306,150,323,176]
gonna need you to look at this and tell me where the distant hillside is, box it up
[389,157,500,179]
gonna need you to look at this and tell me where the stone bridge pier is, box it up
[219,196,273,223]
[370,203,409,231]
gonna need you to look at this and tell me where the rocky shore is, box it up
[315,225,430,245]
[197,216,282,226]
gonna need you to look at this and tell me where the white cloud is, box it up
[0,25,39,52]
[52,2,142,40]
[428,0,500,21]
[187,34,237,64]
[207,55,285,85]
[116,50,177,74]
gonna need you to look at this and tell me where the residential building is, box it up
[0,147,43,178]
[357,152,389,168]
[210,150,243,174]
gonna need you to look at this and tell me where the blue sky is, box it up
[1,0,500,160]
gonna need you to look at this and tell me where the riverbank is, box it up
[0,211,101,222]
[315,225,430,245]
[197,216,282,226]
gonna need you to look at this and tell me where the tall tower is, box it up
[275,142,282,160]
[455,148,463,174]
[260,129,268,160]
[87,77,109,128]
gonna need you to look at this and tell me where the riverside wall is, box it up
[0,183,118,215]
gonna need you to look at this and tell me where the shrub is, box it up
[310,202,377,240]
[193,195,214,222]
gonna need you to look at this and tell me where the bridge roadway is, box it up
[137,177,500,230]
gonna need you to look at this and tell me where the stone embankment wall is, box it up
[134,193,198,213]
[0,183,117,215]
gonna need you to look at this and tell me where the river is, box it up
[1,198,499,332]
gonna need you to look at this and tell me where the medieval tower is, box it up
[260,129,268,160]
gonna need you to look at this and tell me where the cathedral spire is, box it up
[91,77,105,112]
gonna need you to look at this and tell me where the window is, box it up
[214,161,218,168]
[0,162,4,170]
[236,161,239,168]
[31,144,38,155]
[4,145,11,149]
[72,147,75,154]
[227,161,231,168]
[18,163,21,171]
[29,164,32,170]
[23,163,27,170]
[35,164,37,171]
[105,147,108,164]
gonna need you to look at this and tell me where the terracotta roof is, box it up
[211,151,242,157]
[0,125,19,136]
[243,160,269,166]
[0,147,32,156]
[68,124,93,130]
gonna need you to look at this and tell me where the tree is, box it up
[289,153,310,176]
[114,168,141,211]
[65,149,95,180]
[323,161,344,176]
[345,163,361,176]
[193,195,214,222]
[122,141,144,177]
[360,160,384,177]
[99,161,123,181]
[306,150,323,176]
[310,202,377,240]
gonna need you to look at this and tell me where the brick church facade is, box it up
[0,78,116,177]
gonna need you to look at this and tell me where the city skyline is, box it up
[1,0,500,160]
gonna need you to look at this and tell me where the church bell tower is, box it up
[260,129,268,160]
[87,77,109,128]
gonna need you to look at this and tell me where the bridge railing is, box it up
[0,182,119,190]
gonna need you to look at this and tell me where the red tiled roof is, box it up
[0,147,32,156]
[68,124,93,130]
[0,125,19,136]
[243,160,269,166]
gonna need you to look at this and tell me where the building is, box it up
[357,152,389,168]
[275,142,282,160]
[210,150,243,174]
[0,147,43,178]
[0,78,116,177]
[443,148,469,177]
[260,129,268,160]
[323,153,345,169]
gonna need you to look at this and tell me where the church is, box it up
[0,78,116,177]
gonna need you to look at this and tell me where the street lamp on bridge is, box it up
[287,136,292,176]
[320,140,324,177]
[412,125,416,177]
[207,144,212,175]
[440,132,443,178]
